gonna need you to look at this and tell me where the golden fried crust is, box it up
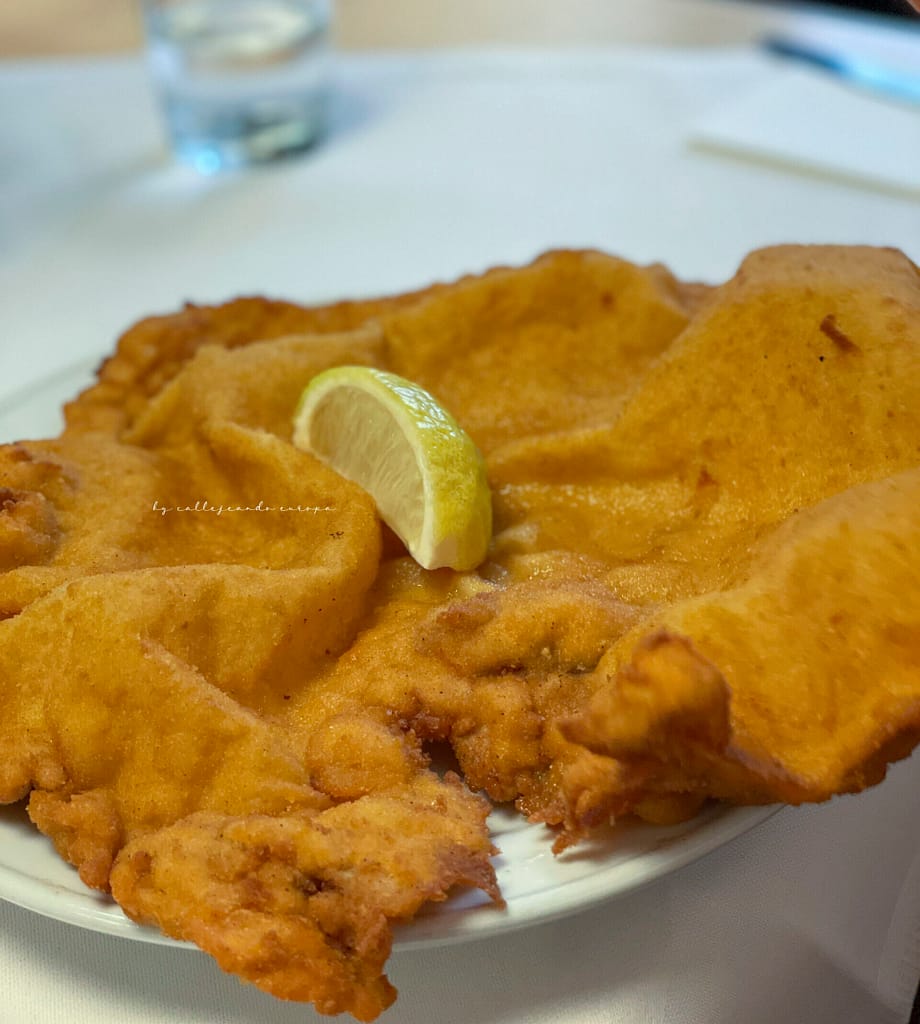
[110,776,499,1022]
[381,249,702,456]
[560,469,920,838]
[411,579,644,809]
[490,244,920,601]
[28,789,124,890]
[0,445,69,581]
[65,250,701,446]
[0,333,388,871]
[64,290,440,436]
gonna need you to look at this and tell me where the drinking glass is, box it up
[141,0,332,172]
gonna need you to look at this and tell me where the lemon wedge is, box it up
[293,366,492,570]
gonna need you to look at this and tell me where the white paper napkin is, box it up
[689,64,920,198]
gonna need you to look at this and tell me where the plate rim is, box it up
[0,803,781,951]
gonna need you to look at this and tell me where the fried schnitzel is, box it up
[0,245,918,1018]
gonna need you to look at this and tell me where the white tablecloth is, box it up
[1,20,920,1024]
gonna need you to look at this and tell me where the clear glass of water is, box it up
[141,0,332,172]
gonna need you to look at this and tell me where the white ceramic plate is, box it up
[0,363,779,951]
[0,798,777,951]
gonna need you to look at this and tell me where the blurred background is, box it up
[821,0,915,12]
[1,0,917,57]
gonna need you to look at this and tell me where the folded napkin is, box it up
[689,63,920,198]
